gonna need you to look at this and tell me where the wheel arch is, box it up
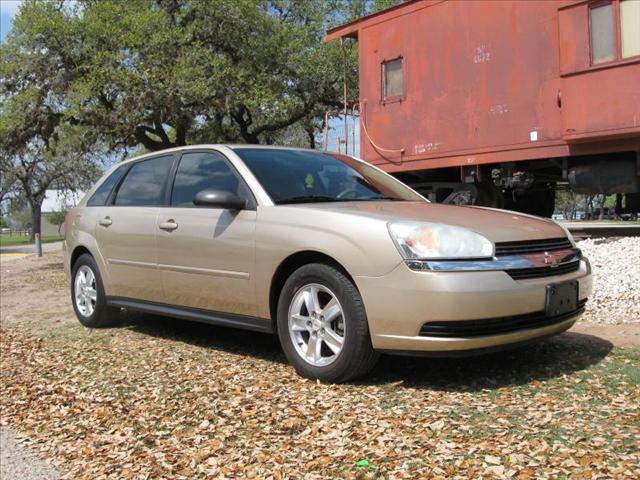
[269,250,357,330]
[70,245,92,269]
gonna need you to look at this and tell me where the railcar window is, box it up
[590,4,616,64]
[621,0,640,58]
[383,58,403,98]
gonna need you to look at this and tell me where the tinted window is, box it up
[171,152,250,207]
[114,155,173,206]
[234,148,423,205]
[87,165,127,206]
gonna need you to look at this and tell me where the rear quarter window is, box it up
[87,165,128,206]
[114,155,174,206]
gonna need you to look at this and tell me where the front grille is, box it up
[419,300,587,338]
[493,237,580,280]
[506,260,581,280]
[495,237,573,256]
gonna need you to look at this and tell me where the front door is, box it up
[95,154,175,302]
[156,150,257,316]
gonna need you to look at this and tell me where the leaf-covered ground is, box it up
[1,253,639,479]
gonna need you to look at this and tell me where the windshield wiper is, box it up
[277,195,407,205]
[343,196,406,201]
[362,196,406,201]
[277,196,342,205]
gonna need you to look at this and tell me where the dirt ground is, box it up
[0,252,73,333]
[1,252,639,479]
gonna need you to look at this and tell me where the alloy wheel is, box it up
[288,283,345,366]
[74,265,97,317]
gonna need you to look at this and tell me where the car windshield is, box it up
[234,148,424,205]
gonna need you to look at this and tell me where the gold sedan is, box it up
[64,146,592,382]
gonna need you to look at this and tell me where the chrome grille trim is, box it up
[506,260,581,280]
[495,237,573,256]
[405,248,582,279]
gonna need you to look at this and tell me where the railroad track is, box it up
[563,222,640,239]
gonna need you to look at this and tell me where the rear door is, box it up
[156,149,258,316]
[95,154,175,302]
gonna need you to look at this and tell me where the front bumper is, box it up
[355,258,592,353]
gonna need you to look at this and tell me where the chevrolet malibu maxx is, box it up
[64,146,592,382]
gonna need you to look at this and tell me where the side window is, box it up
[590,3,616,64]
[621,0,640,58]
[171,151,252,207]
[87,165,127,206]
[589,0,640,65]
[382,57,403,99]
[114,155,173,206]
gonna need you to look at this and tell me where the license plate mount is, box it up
[545,280,579,317]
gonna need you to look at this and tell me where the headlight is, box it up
[388,221,494,260]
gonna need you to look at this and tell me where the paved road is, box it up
[0,241,63,256]
[0,427,59,480]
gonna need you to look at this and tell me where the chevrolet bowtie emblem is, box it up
[543,252,560,267]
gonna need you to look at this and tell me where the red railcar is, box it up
[325,0,640,216]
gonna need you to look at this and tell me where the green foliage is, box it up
[2,0,399,153]
[555,190,585,220]
[1,0,405,236]
[0,234,64,247]
[9,206,33,230]
[47,209,67,234]
[0,168,19,205]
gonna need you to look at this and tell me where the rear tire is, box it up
[277,263,379,382]
[71,253,118,328]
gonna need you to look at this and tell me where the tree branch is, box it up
[154,122,172,146]
[135,125,167,151]
[232,104,259,144]
[251,102,313,138]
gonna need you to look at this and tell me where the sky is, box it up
[1,0,21,42]
[324,115,360,157]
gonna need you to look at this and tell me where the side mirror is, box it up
[193,190,246,210]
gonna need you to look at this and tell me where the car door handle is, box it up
[159,220,178,231]
[98,217,112,227]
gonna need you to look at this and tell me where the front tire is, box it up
[277,263,379,382]
[71,253,118,328]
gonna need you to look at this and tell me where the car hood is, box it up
[293,201,567,243]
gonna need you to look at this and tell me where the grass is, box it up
[0,234,63,247]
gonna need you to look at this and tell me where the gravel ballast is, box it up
[578,237,640,325]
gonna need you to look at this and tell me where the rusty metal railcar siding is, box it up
[325,0,640,174]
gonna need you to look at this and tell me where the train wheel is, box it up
[503,183,556,218]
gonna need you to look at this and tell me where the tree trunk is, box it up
[615,193,623,219]
[306,125,316,149]
[598,194,607,220]
[29,200,42,243]
[586,195,594,220]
